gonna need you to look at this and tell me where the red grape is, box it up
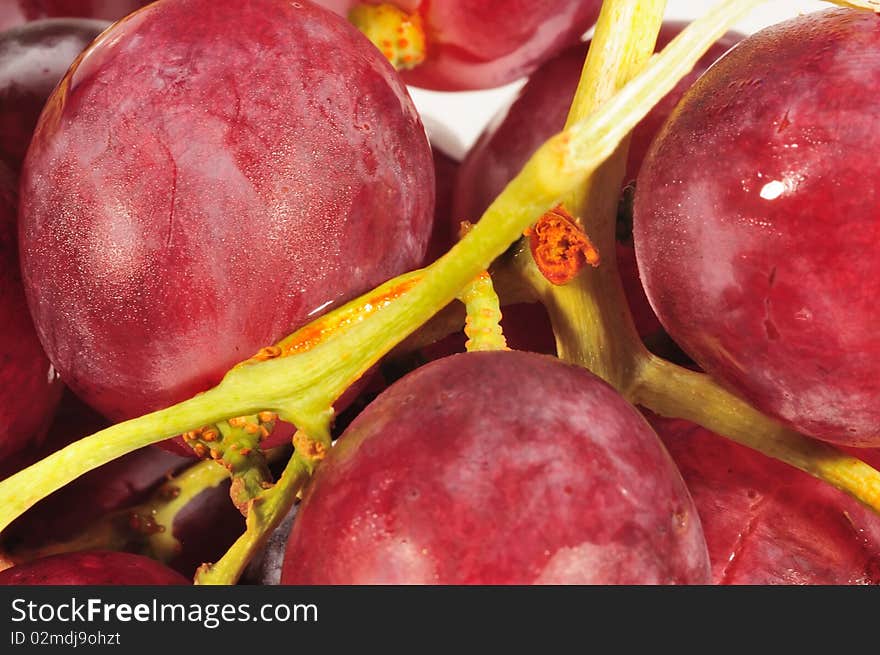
[19,0,434,431]
[0,162,62,461]
[0,18,108,172]
[634,8,880,446]
[650,415,880,584]
[282,351,709,584]
[315,0,602,90]
[0,550,189,584]
[0,1,149,31]
[423,146,457,265]
[454,24,743,340]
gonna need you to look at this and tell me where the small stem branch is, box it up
[195,432,327,585]
[459,272,507,352]
[634,355,880,513]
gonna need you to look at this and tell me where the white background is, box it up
[413,0,829,159]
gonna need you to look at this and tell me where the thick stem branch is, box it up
[634,355,880,512]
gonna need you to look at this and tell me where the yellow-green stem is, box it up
[195,432,326,585]
[527,0,667,388]
[13,460,231,564]
[459,273,507,352]
[634,356,880,511]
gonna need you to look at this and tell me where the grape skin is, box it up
[18,0,434,424]
[634,8,880,445]
[650,415,880,585]
[0,550,189,584]
[0,163,62,461]
[0,0,149,31]
[315,0,603,90]
[282,351,710,584]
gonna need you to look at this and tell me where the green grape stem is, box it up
[633,356,880,510]
[4,459,231,565]
[459,272,508,352]
[195,432,326,585]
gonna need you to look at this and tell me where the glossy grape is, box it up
[634,8,880,445]
[0,162,62,461]
[650,415,880,584]
[0,18,108,172]
[19,0,434,427]
[282,351,709,584]
[0,550,189,584]
[316,0,602,90]
[0,0,148,31]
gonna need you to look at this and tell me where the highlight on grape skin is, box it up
[634,7,880,446]
[0,0,878,588]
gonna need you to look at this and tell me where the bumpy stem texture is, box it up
[459,272,507,352]
[195,432,326,585]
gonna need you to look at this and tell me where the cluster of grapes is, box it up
[0,0,878,586]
